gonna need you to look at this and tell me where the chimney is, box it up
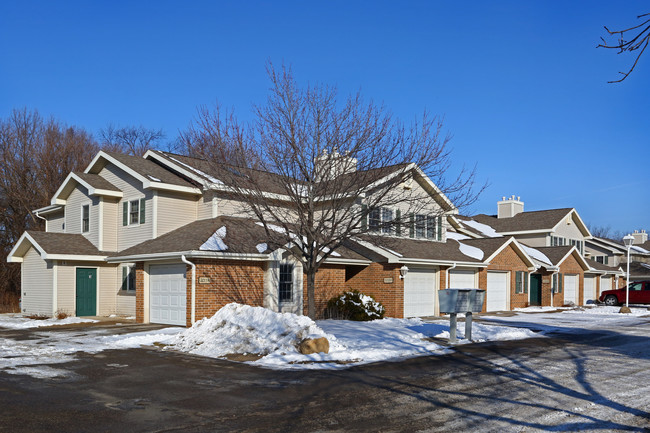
[497,195,524,219]
[314,148,357,181]
[632,229,648,245]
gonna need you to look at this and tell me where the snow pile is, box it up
[0,315,97,329]
[256,243,268,253]
[432,320,538,343]
[462,220,501,238]
[200,226,228,251]
[446,231,471,241]
[520,244,552,265]
[560,305,649,317]
[166,303,338,358]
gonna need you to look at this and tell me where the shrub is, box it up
[326,290,385,321]
[55,310,69,320]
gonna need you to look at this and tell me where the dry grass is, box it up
[55,310,69,320]
[25,314,49,320]
[0,292,20,314]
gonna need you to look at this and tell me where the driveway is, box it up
[1,318,650,432]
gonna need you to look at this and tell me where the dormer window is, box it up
[82,205,90,233]
[410,214,442,240]
[369,207,394,234]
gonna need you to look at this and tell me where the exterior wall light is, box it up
[399,265,409,280]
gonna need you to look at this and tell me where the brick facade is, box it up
[303,264,347,318]
[478,244,530,311]
[344,263,404,318]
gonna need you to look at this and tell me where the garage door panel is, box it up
[404,268,436,317]
[584,276,595,305]
[449,270,476,289]
[150,264,187,326]
[564,274,578,306]
[487,271,508,312]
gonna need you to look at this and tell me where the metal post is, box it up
[449,313,457,343]
[465,312,473,341]
[626,246,630,308]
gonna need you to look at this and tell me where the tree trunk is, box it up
[307,269,316,319]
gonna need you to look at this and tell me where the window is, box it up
[82,205,90,233]
[279,263,293,303]
[369,208,381,232]
[381,208,393,234]
[121,265,136,292]
[515,271,529,294]
[416,215,426,238]
[410,214,441,240]
[595,255,609,265]
[123,198,146,226]
[629,282,643,291]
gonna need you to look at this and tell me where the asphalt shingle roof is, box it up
[471,208,574,233]
[27,231,108,256]
[531,246,574,266]
[73,172,120,192]
[355,235,484,263]
[103,151,196,188]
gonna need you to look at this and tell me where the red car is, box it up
[599,280,650,305]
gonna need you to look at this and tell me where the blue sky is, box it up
[1,1,648,234]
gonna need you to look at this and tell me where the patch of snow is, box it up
[256,243,268,253]
[520,244,552,265]
[457,241,484,260]
[200,226,228,251]
[147,175,161,182]
[0,315,98,329]
[169,156,224,185]
[462,220,502,238]
[631,245,650,254]
[446,231,471,241]
[379,246,403,257]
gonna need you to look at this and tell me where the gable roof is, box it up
[532,246,590,271]
[585,258,623,275]
[460,237,535,268]
[7,231,109,263]
[50,172,123,205]
[84,151,201,194]
[472,208,575,233]
[110,216,369,264]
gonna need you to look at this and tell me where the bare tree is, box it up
[598,12,650,83]
[186,63,484,318]
[0,109,99,308]
[588,223,624,241]
[100,124,166,156]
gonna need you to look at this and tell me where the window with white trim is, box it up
[515,271,529,294]
[121,264,136,292]
[278,263,293,303]
[595,255,609,265]
[410,214,441,240]
[82,204,90,233]
[122,198,146,226]
[368,207,394,234]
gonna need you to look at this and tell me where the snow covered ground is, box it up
[0,314,98,329]
[1,304,649,378]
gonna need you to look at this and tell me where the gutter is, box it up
[181,255,196,325]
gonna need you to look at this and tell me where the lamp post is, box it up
[623,234,634,308]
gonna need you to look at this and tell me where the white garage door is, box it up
[486,271,508,312]
[150,264,187,326]
[564,274,578,306]
[449,270,476,289]
[404,268,436,317]
[583,276,595,305]
[600,276,612,295]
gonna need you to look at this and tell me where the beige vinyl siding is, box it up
[157,190,198,236]
[102,198,119,251]
[217,197,250,217]
[56,264,76,314]
[197,193,216,220]
[22,247,53,316]
[46,210,65,233]
[65,185,101,247]
[116,292,136,316]
[554,216,586,240]
[98,163,154,250]
[512,234,548,248]
[99,265,119,316]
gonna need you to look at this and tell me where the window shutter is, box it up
[139,198,146,224]
[524,272,529,294]
[361,205,367,230]
[396,210,402,236]
[437,216,442,241]
[516,271,522,293]
[121,266,127,291]
[409,213,415,238]
[122,202,128,226]
[559,273,563,293]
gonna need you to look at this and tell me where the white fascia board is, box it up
[108,250,270,263]
[483,238,536,268]
[556,246,591,271]
[45,254,108,262]
[549,208,592,238]
[50,172,76,205]
[322,257,372,266]
[144,150,210,187]
[397,258,487,268]
[34,204,64,215]
[90,188,123,198]
[590,237,626,253]
[499,229,552,236]
[585,238,621,254]
[585,268,606,275]
[352,239,398,260]
[147,182,202,195]
[7,232,43,263]
[413,166,456,212]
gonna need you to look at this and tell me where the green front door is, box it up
[530,274,542,306]
[76,268,97,316]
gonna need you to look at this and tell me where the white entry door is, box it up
[564,274,579,306]
[583,276,595,305]
[449,270,476,289]
[404,268,436,317]
[150,264,187,326]
[486,271,509,312]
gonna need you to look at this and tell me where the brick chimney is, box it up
[632,229,648,245]
[498,195,524,219]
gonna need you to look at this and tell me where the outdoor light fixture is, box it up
[399,265,409,280]
[623,234,634,309]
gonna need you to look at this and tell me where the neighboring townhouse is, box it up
[447,196,625,308]
[8,149,462,325]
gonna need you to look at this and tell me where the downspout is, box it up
[446,263,457,289]
[34,211,47,231]
[181,255,196,325]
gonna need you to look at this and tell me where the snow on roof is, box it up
[256,243,268,253]
[446,231,471,241]
[462,219,502,238]
[200,226,228,251]
[457,241,484,260]
[520,244,552,265]
[631,245,650,254]
[170,156,224,185]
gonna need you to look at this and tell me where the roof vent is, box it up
[497,195,524,219]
